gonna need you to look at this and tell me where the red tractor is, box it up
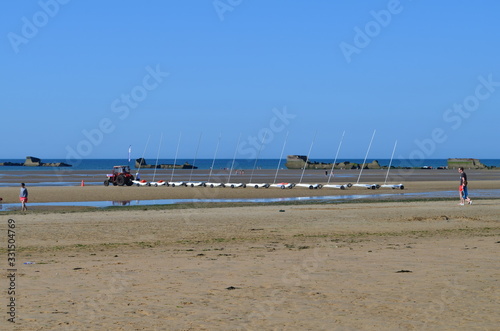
[104,165,135,186]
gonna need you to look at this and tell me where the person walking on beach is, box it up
[20,183,28,211]
[458,167,472,205]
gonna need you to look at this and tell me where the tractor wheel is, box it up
[104,180,110,187]
[126,180,133,186]
[117,175,126,186]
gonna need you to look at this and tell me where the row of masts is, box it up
[131,130,404,190]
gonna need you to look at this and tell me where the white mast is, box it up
[327,130,345,185]
[384,140,398,185]
[136,134,151,176]
[356,129,376,184]
[273,131,289,184]
[208,133,222,182]
[299,131,317,184]
[249,130,268,183]
[227,133,242,183]
[170,132,182,182]
[189,132,203,181]
[152,132,163,182]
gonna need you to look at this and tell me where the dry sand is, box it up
[0,170,499,330]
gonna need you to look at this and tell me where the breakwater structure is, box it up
[135,158,197,170]
[447,158,488,169]
[0,156,71,167]
[285,155,381,170]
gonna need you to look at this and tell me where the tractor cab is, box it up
[104,165,135,186]
[113,165,131,175]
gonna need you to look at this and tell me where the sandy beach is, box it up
[0,169,499,330]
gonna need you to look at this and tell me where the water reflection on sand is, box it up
[1,190,500,211]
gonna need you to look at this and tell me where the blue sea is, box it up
[1,158,499,171]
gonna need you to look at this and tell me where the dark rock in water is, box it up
[0,161,24,166]
[135,158,197,169]
[24,156,42,166]
[285,155,381,170]
[396,270,413,273]
[135,158,148,167]
[43,162,72,167]
[447,158,487,169]
[0,156,71,167]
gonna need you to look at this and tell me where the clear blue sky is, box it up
[1,0,499,163]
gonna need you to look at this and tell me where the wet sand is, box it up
[0,168,499,204]
[1,167,500,185]
[0,169,499,330]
